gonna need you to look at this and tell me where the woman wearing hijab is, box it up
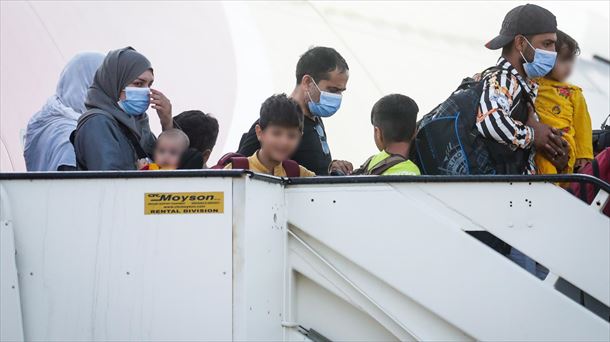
[73,47,173,170]
[24,52,105,171]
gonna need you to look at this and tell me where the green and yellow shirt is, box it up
[367,151,420,176]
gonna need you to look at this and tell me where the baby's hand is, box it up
[136,158,149,170]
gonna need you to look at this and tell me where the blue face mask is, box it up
[519,37,557,79]
[307,79,342,117]
[118,87,150,116]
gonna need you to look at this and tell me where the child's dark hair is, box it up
[259,94,304,132]
[173,110,219,153]
[556,30,580,57]
[371,94,419,143]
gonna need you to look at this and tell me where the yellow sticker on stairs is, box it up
[144,192,224,215]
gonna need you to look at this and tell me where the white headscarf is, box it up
[24,52,105,171]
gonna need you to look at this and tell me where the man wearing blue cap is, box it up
[478,3,569,175]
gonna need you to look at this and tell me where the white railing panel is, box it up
[407,182,610,305]
[232,177,286,340]
[286,182,609,341]
[0,185,24,342]
[1,177,234,341]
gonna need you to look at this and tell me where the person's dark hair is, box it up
[173,110,219,153]
[556,30,580,57]
[371,94,419,143]
[259,94,303,132]
[296,46,349,85]
[179,148,204,169]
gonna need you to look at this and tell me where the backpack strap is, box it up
[282,159,301,178]
[212,152,240,169]
[367,154,408,175]
[230,156,249,170]
[590,158,601,201]
[115,120,149,160]
[579,179,589,202]
[75,111,150,160]
[213,152,298,176]
[352,156,375,175]
[592,158,600,178]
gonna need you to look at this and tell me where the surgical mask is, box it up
[519,37,557,79]
[306,79,342,117]
[118,87,150,116]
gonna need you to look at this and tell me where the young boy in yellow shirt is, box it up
[353,94,420,176]
[535,30,593,174]
[223,94,315,177]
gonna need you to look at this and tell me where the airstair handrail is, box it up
[1,171,609,196]
[0,169,249,180]
[286,173,610,193]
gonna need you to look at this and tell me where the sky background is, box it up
[1,1,609,171]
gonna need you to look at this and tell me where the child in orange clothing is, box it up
[535,30,593,174]
[138,129,190,170]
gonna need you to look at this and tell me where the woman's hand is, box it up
[151,89,173,131]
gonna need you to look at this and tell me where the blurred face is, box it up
[255,124,302,163]
[154,136,187,169]
[119,69,154,101]
[549,47,575,82]
[302,69,349,102]
[516,33,557,63]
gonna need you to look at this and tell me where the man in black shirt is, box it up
[238,46,353,176]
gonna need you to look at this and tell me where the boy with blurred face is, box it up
[226,94,314,177]
[479,4,569,175]
[534,30,593,174]
[238,46,352,175]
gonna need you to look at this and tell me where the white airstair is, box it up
[1,171,608,341]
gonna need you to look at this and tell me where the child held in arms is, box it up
[534,30,593,174]
[138,129,190,170]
